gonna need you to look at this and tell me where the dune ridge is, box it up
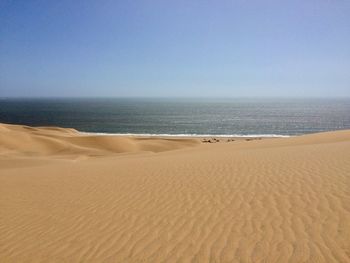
[0,123,200,157]
[0,123,350,262]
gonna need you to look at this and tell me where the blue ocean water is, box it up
[0,98,349,136]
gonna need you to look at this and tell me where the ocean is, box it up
[0,98,349,137]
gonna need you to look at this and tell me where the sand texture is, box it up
[1,123,350,262]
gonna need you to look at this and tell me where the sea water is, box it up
[0,98,349,137]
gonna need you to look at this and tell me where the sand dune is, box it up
[1,123,350,262]
[0,123,200,157]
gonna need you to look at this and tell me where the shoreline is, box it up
[79,131,292,138]
[0,122,292,138]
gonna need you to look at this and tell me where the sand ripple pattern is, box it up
[1,127,350,262]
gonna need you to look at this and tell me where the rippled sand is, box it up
[1,123,350,262]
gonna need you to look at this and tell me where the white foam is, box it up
[79,132,291,138]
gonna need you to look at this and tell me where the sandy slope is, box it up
[0,123,350,262]
[0,123,200,157]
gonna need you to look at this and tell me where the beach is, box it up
[1,123,350,262]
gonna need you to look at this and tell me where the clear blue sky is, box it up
[1,0,349,97]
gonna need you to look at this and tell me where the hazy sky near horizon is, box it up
[1,0,349,97]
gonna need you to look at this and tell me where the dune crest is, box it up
[0,123,199,157]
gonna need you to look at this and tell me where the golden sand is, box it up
[1,123,350,262]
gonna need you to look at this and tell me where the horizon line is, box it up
[1,96,350,100]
